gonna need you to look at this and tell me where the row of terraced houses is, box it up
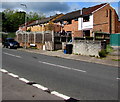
[16,3,120,50]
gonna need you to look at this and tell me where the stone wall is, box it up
[73,40,101,57]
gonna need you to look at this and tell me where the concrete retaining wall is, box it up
[73,40,101,57]
[45,41,62,51]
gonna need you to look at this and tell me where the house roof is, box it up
[27,20,38,27]
[54,3,108,22]
[20,20,36,27]
[27,14,63,27]
[82,3,107,16]
[23,3,109,27]
[38,14,63,24]
[54,10,81,22]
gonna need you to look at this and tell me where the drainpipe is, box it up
[93,31,95,41]
[81,9,83,38]
[72,28,74,43]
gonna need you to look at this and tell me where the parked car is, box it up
[3,38,19,49]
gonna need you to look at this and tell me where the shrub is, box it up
[29,46,37,49]
[99,49,107,58]
[106,44,114,53]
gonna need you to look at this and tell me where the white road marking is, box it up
[8,73,19,78]
[3,52,22,58]
[116,78,120,80]
[0,69,8,73]
[19,78,29,83]
[51,91,70,100]
[33,84,48,91]
[15,55,22,58]
[39,61,86,73]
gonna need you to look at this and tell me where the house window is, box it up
[67,20,72,24]
[83,16,90,22]
[83,30,90,37]
[66,31,72,36]
[106,10,108,17]
[74,18,78,21]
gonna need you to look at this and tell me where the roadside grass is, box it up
[106,44,114,54]
[112,59,120,61]
[30,47,38,49]
[28,46,38,50]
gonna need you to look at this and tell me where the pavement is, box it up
[18,48,119,67]
[2,72,64,101]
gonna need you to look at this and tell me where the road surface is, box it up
[2,48,119,100]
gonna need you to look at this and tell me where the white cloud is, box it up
[69,3,81,11]
[1,1,119,18]
[1,0,119,2]
[1,2,70,13]
[45,10,62,17]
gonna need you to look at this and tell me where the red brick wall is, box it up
[118,21,120,33]
[54,24,61,32]
[116,19,120,33]
[64,20,78,32]
[63,20,82,37]
[73,30,83,37]
[93,4,119,34]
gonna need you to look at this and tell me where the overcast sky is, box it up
[0,1,119,17]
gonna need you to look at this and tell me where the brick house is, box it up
[16,14,64,49]
[18,14,63,32]
[27,14,63,32]
[54,10,81,37]
[55,3,120,40]
[18,21,35,31]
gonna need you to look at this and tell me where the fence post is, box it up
[52,30,55,50]
[34,32,36,44]
[22,32,24,43]
[52,30,54,42]
[42,24,45,44]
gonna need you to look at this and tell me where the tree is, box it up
[2,9,45,33]
[27,11,45,22]
[2,9,25,32]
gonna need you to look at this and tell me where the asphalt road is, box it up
[2,48,119,100]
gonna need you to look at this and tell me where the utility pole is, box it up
[21,4,27,49]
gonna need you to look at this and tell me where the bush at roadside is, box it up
[99,49,107,58]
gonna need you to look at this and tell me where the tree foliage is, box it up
[27,11,45,22]
[2,9,45,32]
